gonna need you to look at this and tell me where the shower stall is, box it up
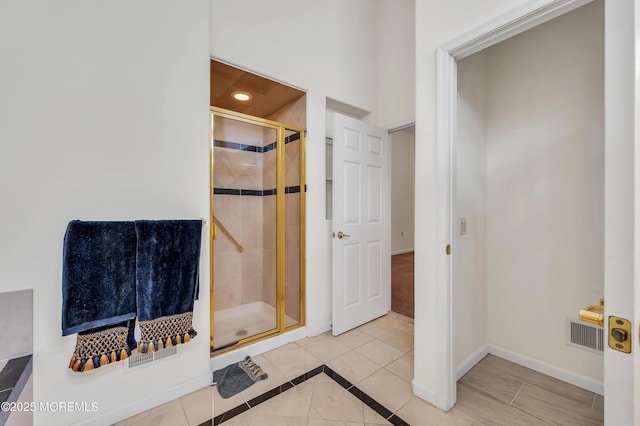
[209,107,305,353]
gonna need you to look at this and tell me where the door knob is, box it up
[337,231,350,239]
[579,298,604,327]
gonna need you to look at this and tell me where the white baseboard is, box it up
[306,322,332,337]
[76,374,211,426]
[488,344,604,396]
[412,379,438,406]
[210,327,308,371]
[456,344,490,381]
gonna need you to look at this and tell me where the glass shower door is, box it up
[284,128,304,328]
[211,114,278,350]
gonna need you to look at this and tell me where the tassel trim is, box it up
[69,326,130,372]
[137,312,195,354]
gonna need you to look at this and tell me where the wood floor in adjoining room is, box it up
[456,354,604,425]
[391,252,414,319]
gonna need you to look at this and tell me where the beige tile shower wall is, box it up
[213,195,243,310]
[285,138,301,322]
[213,196,266,311]
[262,195,277,308]
[285,192,301,323]
[285,139,300,187]
[214,148,262,191]
[241,195,266,306]
[268,96,307,129]
[263,147,277,189]
[214,115,267,146]
[262,145,277,309]
[213,116,268,312]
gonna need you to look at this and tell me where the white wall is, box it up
[485,0,604,381]
[391,129,416,254]
[455,53,488,370]
[379,0,416,128]
[415,0,532,400]
[211,0,379,336]
[0,1,210,424]
[211,0,416,336]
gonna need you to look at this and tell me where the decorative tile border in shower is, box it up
[200,364,410,426]
[213,185,305,196]
[213,132,300,154]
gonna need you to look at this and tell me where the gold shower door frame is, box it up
[209,107,306,355]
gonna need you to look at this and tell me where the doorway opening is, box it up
[390,126,415,319]
[448,1,604,423]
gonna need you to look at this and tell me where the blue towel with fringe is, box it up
[134,220,202,353]
[62,221,138,372]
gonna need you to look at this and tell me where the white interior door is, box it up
[332,113,390,336]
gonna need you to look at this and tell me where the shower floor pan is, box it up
[214,301,298,349]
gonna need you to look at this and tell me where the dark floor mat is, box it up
[212,356,268,399]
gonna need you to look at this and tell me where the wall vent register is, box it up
[124,346,178,372]
[566,317,604,354]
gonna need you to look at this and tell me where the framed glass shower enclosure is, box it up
[209,107,305,354]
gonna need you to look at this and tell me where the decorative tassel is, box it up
[176,334,182,345]
[183,332,190,343]
[157,339,164,350]
[171,335,177,346]
[165,336,172,347]
[92,356,101,369]
[120,349,128,360]
[110,350,117,362]
[72,358,81,372]
[69,355,77,369]
[100,353,109,366]
[83,359,93,371]
[148,341,155,353]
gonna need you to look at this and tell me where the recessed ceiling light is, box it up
[232,91,252,102]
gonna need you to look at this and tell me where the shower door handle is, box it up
[337,231,350,239]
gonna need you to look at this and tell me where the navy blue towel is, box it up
[62,221,137,336]
[134,220,202,353]
[62,221,138,372]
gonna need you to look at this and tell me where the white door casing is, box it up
[435,1,637,424]
[332,113,390,336]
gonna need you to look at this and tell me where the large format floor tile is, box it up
[354,339,405,367]
[116,399,190,426]
[117,313,603,426]
[326,351,380,384]
[357,369,414,413]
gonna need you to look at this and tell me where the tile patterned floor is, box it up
[116,312,602,426]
